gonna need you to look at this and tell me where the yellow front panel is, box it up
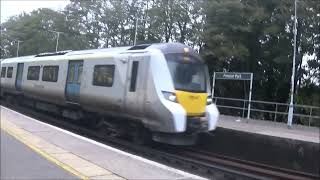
[175,90,207,116]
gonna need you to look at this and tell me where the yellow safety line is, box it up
[1,126,89,180]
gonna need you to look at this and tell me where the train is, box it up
[0,43,219,145]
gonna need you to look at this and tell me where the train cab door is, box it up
[15,63,24,91]
[124,55,149,115]
[65,60,83,103]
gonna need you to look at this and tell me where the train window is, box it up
[67,64,75,83]
[68,64,75,83]
[1,67,6,78]
[42,66,59,82]
[93,65,115,87]
[67,62,83,83]
[166,54,207,92]
[129,61,139,92]
[78,64,83,83]
[27,66,40,80]
[7,67,13,78]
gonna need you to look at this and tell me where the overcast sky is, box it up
[1,0,70,23]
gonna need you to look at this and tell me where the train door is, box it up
[15,63,24,91]
[125,55,149,115]
[65,60,83,103]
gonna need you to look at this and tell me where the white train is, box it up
[0,43,219,145]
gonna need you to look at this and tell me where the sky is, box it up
[1,0,70,23]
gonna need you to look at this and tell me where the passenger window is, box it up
[67,64,75,83]
[42,66,59,82]
[129,61,139,92]
[77,64,83,83]
[7,67,13,78]
[27,66,40,80]
[93,65,115,87]
[1,67,6,78]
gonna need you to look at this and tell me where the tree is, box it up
[1,8,88,58]
[203,0,319,104]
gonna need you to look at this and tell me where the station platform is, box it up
[218,115,319,143]
[0,106,205,180]
[200,115,319,175]
[1,129,78,180]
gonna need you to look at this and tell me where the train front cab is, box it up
[153,50,219,145]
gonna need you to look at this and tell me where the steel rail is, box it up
[181,148,319,180]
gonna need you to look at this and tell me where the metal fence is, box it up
[213,97,320,127]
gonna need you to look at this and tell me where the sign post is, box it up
[212,72,253,119]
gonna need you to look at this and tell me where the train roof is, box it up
[1,43,200,64]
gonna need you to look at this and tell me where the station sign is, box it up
[214,72,252,81]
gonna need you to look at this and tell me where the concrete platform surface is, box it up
[218,115,319,143]
[1,129,78,180]
[0,106,205,180]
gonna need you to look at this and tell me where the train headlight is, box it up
[162,91,177,102]
[207,96,213,105]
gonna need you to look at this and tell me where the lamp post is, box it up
[134,17,146,45]
[287,0,297,127]
[16,40,23,57]
[49,30,63,52]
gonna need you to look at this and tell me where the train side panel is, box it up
[79,57,126,115]
[22,59,68,105]
[123,54,150,118]
[0,62,17,95]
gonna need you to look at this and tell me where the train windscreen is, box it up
[166,53,207,93]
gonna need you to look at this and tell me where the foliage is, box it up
[0,8,88,58]
[203,0,319,106]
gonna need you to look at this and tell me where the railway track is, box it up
[2,103,319,180]
[162,147,319,180]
